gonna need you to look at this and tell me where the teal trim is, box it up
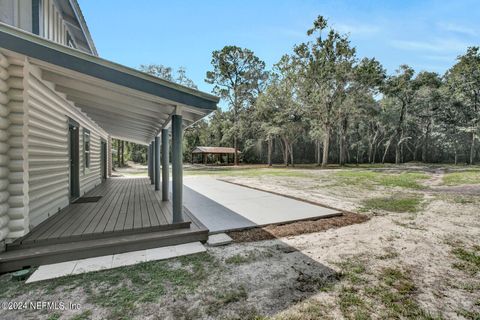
[0,26,219,111]
[171,115,183,223]
[161,129,169,201]
[154,136,160,191]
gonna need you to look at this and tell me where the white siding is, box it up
[27,67,109,228]
[0,0,33,34]
[42,0,68,46]
[0,53,11,242]
[0,0,68,47]
[0,52,29,241]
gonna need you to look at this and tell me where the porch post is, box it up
[147,144,152,180]
[154,136,160,191]
[161,128,169,201]
[150,141,154,185]
[171,114,183,223]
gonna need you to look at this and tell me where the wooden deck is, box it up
[12,177,196,246]
[0,177,209,272]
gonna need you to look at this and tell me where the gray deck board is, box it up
[14,177,200,245]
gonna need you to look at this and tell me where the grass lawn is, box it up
[361,194,424,213]
[185,166,312,178]
[0,253,218,320]
[335,170,429,189]
[442,169,480,185]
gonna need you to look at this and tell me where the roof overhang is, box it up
[0,23,219,145]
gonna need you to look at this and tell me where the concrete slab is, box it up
[207,233,233,246]
[26,242,206,283]
[112,250,146,268]
[174,242,206,256]
[184,176,342,233]
[25,261,77,283]
[72,255,113,275]
[146,246,177,261]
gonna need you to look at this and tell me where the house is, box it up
[0,0,218,272]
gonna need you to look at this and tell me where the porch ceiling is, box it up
[0,23,219,144]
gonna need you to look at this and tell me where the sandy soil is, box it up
[1,165,478,319]
[215,167,480,319]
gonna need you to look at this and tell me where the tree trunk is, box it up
[316,140,321,166]
[116,140,120,167]
[339,117,348,166]
[422,122,431,163]
[395,132,403,165]
[382,136,394,164]
[469,131,476,165]
[356,145,360,166]
[280,138,289,166]
[234,136,238,166]
[267,137,272,167]
[120,141,125,166]
[289,143,294,167]
[322,125,330,168]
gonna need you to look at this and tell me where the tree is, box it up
[338,58,385,165]
[412,71,442,162]
[294,16,356,167]
[256,55,304,166]
[381,65,416,164]
[205,46,268,165]
[444,47,480,164]
[140,64,198,89]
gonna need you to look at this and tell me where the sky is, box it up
[78,0,479,94]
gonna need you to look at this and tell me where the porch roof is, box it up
[192,147,241,154]
[0,23,219,144]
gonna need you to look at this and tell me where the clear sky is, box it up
[78,0,479,94]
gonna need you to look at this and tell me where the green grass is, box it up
[334,257,441,319]
[451,247,480,275]
[443,169,480,185]
[206,286,249,315]
[273,300,334,320]
[185,167,311,178]
[336,170,429,189]
[361,194,423,213]
[0,252,218,320]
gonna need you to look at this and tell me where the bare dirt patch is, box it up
[228,213,369,243]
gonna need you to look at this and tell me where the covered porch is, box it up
[0,24,218,272]
[0,178,209,273]
[9,177,207,247]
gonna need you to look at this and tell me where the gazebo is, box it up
[191,147,241,165]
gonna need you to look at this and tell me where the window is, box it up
[66,32,76,49]
[84,129,90,171]
[32,0,42,36]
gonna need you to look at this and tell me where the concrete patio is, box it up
[183,176,342,233]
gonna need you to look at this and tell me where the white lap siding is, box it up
[0,53,29,242]
[27,65,108,230]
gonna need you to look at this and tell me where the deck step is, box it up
[7,221,191,250]
[0,227,208,273]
